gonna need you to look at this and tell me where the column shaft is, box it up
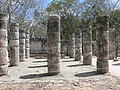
[19,29,25,62]
[68,33,75,58]
[61,40,66,59]
[9,23,19,66]
[0,13,8,75]
[25,30,30,58]
[83,27,92,65]
[75,30,82,61]
[96,16,109,74]
[47,15,60,75]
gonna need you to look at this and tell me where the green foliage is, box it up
[80,0,109,40]
[47,0,81,40]
[46,0,120,40]
[111,9,120,26]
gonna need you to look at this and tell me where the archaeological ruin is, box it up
[0,12,119,76]
[1,0,120,90]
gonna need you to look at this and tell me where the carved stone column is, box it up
[0,13,8,75]
[19,29,25,62]
[61,40,66,59]
[47,15,60,75]
[25,30,30,58]
[75,30,82,61]
[9,23,19,66]
[96,16,109,74]
[109,27,115,59]
[83,26,92,65]
[68,33,75,58]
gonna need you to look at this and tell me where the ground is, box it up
[0,56,120,90]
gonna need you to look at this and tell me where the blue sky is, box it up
[44,0,52,7]
[46,0,52,4]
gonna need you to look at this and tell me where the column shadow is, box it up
[112,63,120,66]
[20,73,49,79]
[67,64,85,67]
[75,71,98,77]
[62,60,78,62]
[32,61,47,63]
[28,65,48,68]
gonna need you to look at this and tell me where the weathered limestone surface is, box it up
[25,30,30,58]
[68,33,75,58]
[30,38,47,54]
[109,27,115,59]
[60,41,65,59]
[75,30,82,61]
[0,13,8,75]
[62,40,69,56]
[41,38,47,52]
[9,23,19,66]
[47,15,60,75]
[61,40,67,59]
[114,25,120,58]
[19,29,25,62]
[92,41,97,56]
[83,27,92,65]
[96,16,109,74]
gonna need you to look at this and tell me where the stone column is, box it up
[0,13,8,75]
[66,40,70,56]
[75,30,82,61]
[96,16,109,74]
[25,30,30,58]
[109,27,115,59]
[68,33,75,58]
[114,25,120,60]
[83,26,92,65]
[19,29,25,62]
[47,15,60,75]
[61,40,66,59]
[9,23,19,66]
[92,41,97,56]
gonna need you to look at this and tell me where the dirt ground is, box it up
[0,56,120,90]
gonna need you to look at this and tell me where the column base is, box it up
[0,65,8,76]
[48,64,60,76]
[97,60,109,74]
[83,53,92,65]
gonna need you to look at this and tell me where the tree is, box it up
[0,0,45,29]
[46,0,82,39]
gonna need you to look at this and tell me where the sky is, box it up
[44,0,52,7]
[46,0,52,4]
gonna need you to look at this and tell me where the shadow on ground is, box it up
[62,60,78,62]
[75,71,98,77]
[112,63,120,66]
[20,73,49,79]
[28,65,48,68]
[67,64,85,67]
[32,61,47,63]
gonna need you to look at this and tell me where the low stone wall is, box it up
[30,38,47,54]
[30,37,69,58]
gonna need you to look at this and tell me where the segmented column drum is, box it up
[47,15,60,75]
